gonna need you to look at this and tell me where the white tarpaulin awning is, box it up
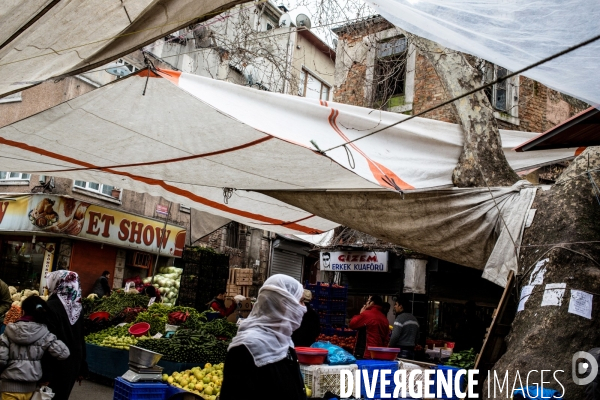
[0,70,579,284]
[0,0,248,98]
[363,0,600,106]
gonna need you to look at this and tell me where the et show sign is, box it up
[320,251,388,272]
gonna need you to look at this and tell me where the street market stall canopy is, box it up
[0,69,579,285]
[0,0,248,98]
[514,107,600,152]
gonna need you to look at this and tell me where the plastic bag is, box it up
[31,386,54,400]
[311,341,356,365]
[513,386,563,399]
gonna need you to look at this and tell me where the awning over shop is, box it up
[514,107,600,152]
[0,0,248,98]
[0,70,575,284]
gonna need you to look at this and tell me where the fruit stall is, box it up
[83,291,237,382]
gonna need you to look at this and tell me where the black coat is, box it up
[292,303,321,347]
[42,294,87,400]
[220,345,306,400]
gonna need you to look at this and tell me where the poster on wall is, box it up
[320,251,388,272]
[0,195,186,257]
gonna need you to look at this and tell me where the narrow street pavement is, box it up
[71,378,114,400]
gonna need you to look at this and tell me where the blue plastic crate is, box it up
[355,360,399,399]
[327,299,347,311]
[329,285,348,298]
[429,365,466,400]
[113,377,168,400]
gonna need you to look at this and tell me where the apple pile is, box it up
[164,363,223,400]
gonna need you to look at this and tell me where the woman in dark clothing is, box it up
[292,289,320,347]
[220,274,307,400]
[42,271,88,400]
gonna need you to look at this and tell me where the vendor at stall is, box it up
[292,290,320,347]
[349,295,389,359]
[208,290,237,318]
[389,297,419,359]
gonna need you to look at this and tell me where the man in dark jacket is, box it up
[349,295,389,359]
[292,290,320,347]
[389,296,419,359]
[91,271,111,298]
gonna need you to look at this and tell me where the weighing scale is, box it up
[121,362,164,382]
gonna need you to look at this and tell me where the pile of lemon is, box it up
[163,363,223,400]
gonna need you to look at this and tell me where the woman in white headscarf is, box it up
[220,274,307,400]
[41,270,88,400]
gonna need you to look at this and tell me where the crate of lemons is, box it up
[163,363,223,400]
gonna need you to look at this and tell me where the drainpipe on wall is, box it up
[266,232,274,278]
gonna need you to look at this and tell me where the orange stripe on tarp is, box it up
[33,136,274,173]
[0,136,323,234]
[575,146,587,156]
[155,68,182,85]
[326,108,414,190]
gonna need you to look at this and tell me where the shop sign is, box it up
[320,251,388,272]
[0,195,186,257]
[38,244,55,293]
[156,205,169,215]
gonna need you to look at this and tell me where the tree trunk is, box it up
[409,35,519,187]
[487,147,600,399]
[411,36,600,398]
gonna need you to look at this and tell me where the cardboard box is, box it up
[234,268,253,286]
[227,310,250,323]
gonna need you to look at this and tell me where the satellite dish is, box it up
[279,13,293,28]
[296,14,311,29]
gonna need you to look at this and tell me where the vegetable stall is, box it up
[83,292,238,381]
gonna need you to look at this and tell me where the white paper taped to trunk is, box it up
[518,285,534,312]
[569,290,593,320]
[541,283,567,307]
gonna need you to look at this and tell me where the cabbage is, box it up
[143,277,152,284]
[174,281,180,289]
[159,267,167,274]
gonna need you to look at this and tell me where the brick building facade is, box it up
[333,17,588,134]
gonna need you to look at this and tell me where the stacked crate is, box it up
[306,282,349,327]
[226,268,253,298]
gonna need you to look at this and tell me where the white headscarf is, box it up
[45,270,83,325]
[228,274,306,367]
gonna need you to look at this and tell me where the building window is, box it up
[483,64,519,122]
[74,180,118,198]
[226,222,240,248]
[373,36,408,109]
[298,69,330,100]
[0,93,22,104]
[0,172,31,181]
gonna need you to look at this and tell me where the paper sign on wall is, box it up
[518,285,534,312]
[569,290,593,319]
[541,283,566,306]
